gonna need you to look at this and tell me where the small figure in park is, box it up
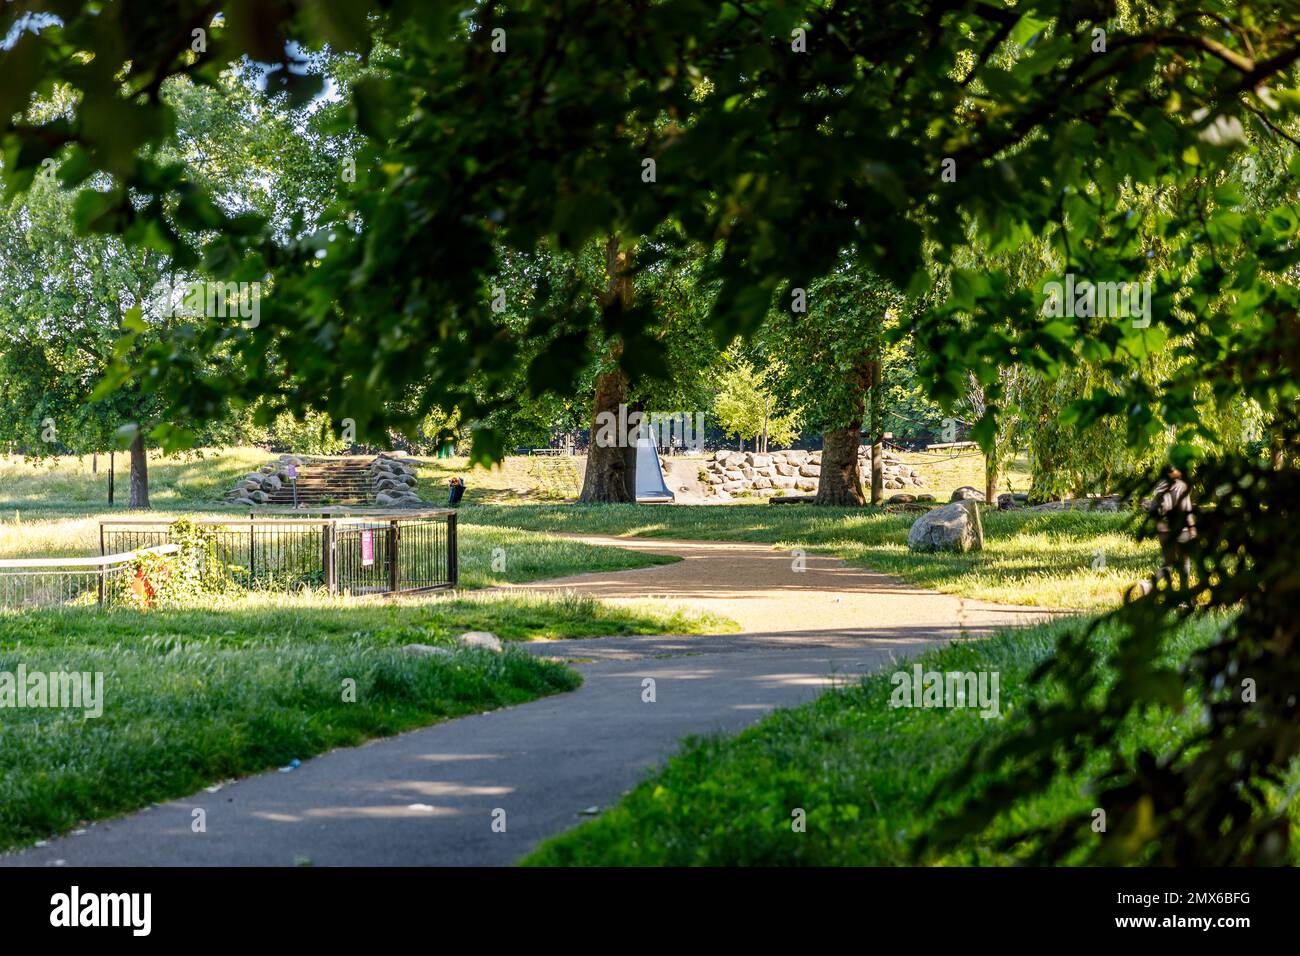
[447,476,466,506]
[1145,465,1196,591]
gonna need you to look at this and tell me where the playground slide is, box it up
[635,437,675,504]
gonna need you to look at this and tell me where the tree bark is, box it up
[578,236,637,503]
[815,425,866,505]
[579,369,634,503]
[128,432,150,509]
[985,454,998,507]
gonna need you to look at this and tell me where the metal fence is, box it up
[98,510,457,596]
[0,545,180,609]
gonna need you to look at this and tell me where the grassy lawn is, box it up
[523,613,1262,866]
[0,447,268,513]
[0,588,731,852]
[460,504,1155,611]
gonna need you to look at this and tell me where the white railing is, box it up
[0,544,180,609]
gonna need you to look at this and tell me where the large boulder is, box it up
[907,500,984,553]
[260,474,282,491]
[248,489,270,504]
[950,486,986,503]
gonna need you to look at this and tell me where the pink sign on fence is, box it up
[361,530,375,566]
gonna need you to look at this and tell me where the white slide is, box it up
[635,437,675,503]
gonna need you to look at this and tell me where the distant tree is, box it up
[711,351,800,453]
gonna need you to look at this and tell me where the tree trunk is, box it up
[868,354,883,505]
[578,236,638,504]
[129,432,150,509]
[815,425,866,505]
[985,454,998,507]
[579,368,634,503]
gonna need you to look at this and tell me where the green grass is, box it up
[461,504,1156,611]
[0,587,732,852]
[523,613,1241,866]
[0,447,268,514]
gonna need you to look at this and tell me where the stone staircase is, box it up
[265,459,372,506]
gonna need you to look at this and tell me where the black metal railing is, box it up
[99,510,458,596]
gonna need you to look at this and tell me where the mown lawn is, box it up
[0,589,732,852]
[524,614,1268,866]
[462,504,1157,611]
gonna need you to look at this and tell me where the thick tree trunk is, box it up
[578,237,638,504]
[815,425,866,505]
[128,432,150,509]
[579,369,635,503]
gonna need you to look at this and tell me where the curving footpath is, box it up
[3,536,1055,867]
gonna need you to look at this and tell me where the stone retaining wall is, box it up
[701,447,924,499]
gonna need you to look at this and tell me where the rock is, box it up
[714,450,732,463]
[724,470,745,481]
[721,481,745,492]
[795,479,818,491]
[907,500,984,553]
[261,474,282,491]
[375,491,400,505]
[234,496,257,506]
[1028,496,1122,513]
[808,452,822,465]
[749,454,773,468]
[248,489,270,503]
[916,494,936,502]
[950,486,986,502]
[774,463,797,476]
[402,643,451,657]
[752,476,772,489]
[239,479,261,492]
[997,492,1030,510]
[798,463,820,478]
[458,631,503,652]
[888,493,916,504]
